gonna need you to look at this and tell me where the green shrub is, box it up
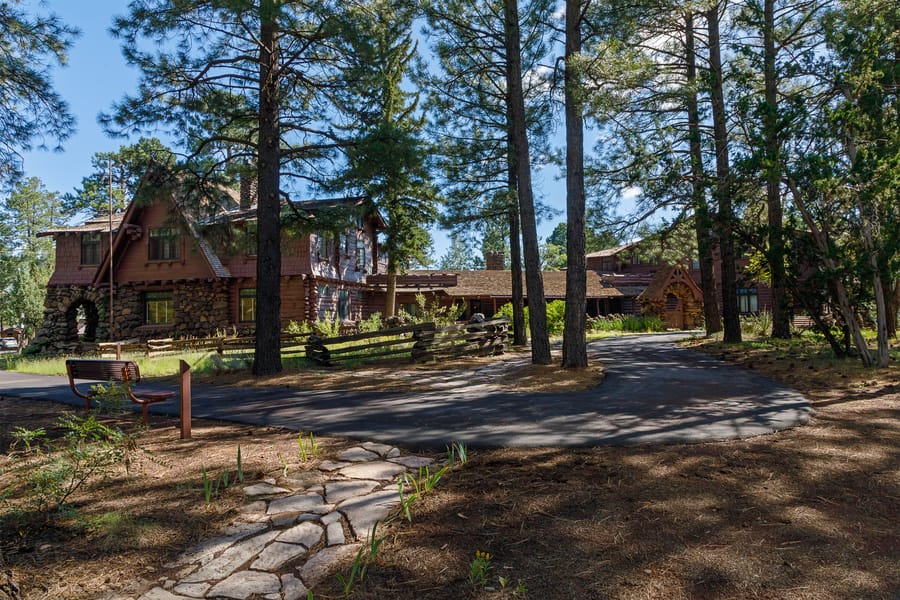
[493,303,528,335]
[588,314,666,333]
[741,312,772,336]
[359,312,383,333]
[13,415,140,516]
[545,300,566,336]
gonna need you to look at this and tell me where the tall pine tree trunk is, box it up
[562,0,587,368]
[685,10,721,336]
[763,0,790,338]
[505,0,550,364]
[861,215,890,367]
[507,163,527,346]
[385,261,398,318]
[254,2,283,375]
[707,3,742,343]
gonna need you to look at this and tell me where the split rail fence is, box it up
[87,333,311,359]
[305,317,509,366]
[84,317,508,365]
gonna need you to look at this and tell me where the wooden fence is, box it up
[84,317,508,365]
[305,317,509,366]
[88,333,311,358]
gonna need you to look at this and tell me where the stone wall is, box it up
[31,281,234,354]
[31,285,110,355]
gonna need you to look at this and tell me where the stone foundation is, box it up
[31,281,234,354]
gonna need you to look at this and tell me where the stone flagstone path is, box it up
[136,442,435,600]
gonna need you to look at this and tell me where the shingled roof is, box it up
[374,270,625,299]
[37,213,126,237]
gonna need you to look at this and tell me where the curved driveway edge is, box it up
[0,333,810,449]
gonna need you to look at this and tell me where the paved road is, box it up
[0,333,810,449]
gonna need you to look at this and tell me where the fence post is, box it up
[179,359,191,440]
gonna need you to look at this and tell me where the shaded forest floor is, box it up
[1,336,897,599]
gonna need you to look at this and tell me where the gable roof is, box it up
[37,213,125,237]
[92,186,228,286]
[636,265,703,302]
[585,241,639,259]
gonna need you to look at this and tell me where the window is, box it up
[145,291,174,324]
[317,284,330,320]
[316,232,332,259]
[339,232,354,256]
[356,239,366,271]
[239,288,256,322]
[148,227,180,260]
[81,233,101,265]
[737,288,759,314]
[337,289,350,320]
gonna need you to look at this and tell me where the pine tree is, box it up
[331,0,438,317]
[421,0,554,352]
[63,138,175,217]
[104,0,350,375]
[0,1,77,183]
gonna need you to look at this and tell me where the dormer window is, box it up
[148,227,181,261]
[81,233,101,265]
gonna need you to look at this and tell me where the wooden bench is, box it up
[65,359,176,426]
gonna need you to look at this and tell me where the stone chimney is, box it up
[485,251,505,270]
[239,175,257,210]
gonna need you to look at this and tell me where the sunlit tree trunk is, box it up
[685,10,721,336]
[562,0,587,368]
[706,3,742,343]
[505,0,550,363]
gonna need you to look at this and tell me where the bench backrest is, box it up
[66,359,141,383]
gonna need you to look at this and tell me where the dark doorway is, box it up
[65,299,99,342]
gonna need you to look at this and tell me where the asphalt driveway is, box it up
[0,333,810,449]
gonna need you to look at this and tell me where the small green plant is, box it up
[397,465,448,521]
[335,520,383,596]
[467,550,493,586]
[89,381,131,415]
[10,425,47,454]
[278,454,289,478]
[297,432,320,462]
[447,441,468,466]
[397,479,414,521]
[22,415,138,516]
[202,467,214,504]
[741,311,773,336]
[498,576,528,596]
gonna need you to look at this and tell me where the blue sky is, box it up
[20,0,576,259]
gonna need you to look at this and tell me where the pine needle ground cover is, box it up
[0,340,897,599]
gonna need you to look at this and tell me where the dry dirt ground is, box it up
[1,340,898,600]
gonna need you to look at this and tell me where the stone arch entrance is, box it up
[637,266,704,330]
[64,299,100,342]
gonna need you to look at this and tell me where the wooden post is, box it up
[115,343,121,360]
[179,360,191,440]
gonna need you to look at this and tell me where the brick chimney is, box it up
[485,251,505,270]
[239,175,257,210]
